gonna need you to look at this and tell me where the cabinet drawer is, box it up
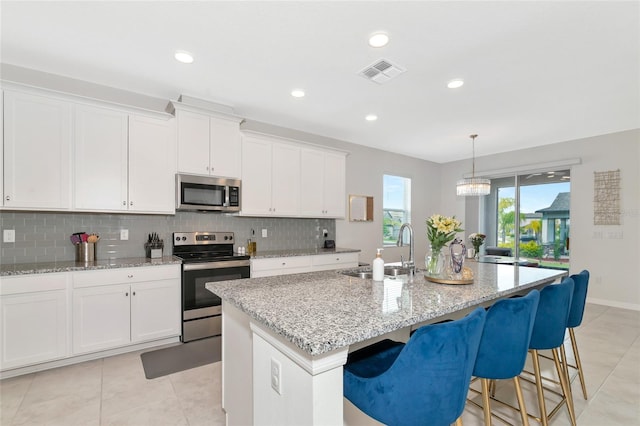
[311,253,359,267]
[73,265,180,288]
[251,256,312,272]
[1,273,69,295]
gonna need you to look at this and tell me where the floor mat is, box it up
[140,336,221,379]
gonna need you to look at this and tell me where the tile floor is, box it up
[1,303,638,425]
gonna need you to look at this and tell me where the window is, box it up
[383,174,411,246]
[482,170,570,269]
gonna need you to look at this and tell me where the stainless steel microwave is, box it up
[176,174,241,212]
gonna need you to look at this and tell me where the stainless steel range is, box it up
[173,231,250,342]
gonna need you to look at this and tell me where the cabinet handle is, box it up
[122,201,126,206]
[133,291,136,296]
[5,196,9,201]
[130,201,133,206]
[125,292,129,296]
[206,166,209,171]
[282,262,286,266]
[128,274,134,278]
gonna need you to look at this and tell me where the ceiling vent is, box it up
[359,59,406,84]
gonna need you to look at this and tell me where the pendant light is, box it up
[456,134,490,196]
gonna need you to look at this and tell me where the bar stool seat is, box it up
[343,307,487,426]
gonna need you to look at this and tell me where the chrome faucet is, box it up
[397,223,415,272]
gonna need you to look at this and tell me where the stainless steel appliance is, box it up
[176,174,241,212]
[173,231,250,342]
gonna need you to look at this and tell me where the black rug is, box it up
[140,336,221,379]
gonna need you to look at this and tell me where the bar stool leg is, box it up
[531,349,549,426]
[481,378,492,425]
[512,376,530,426]
[455,417,463,426]
[569,328,588,399]
[553,348,577,426]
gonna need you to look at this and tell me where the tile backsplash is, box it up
[0,211,336,264]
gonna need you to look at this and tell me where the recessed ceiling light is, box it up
[447,79,464,89]
[368,33,389,48]
[174,50,194,64]
[291,89,305,98]
[365,114,378,121]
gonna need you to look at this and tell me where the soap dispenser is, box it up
[372,248,384,281]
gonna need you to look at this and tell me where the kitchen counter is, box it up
[208,263,567,425]
[0,256,182,276]
[249,247,360,259]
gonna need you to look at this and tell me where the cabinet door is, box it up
[322,152,346,218]
[131,279,181,342]
[74,104,128,210]
[3,90,72,209]
[72,284,131,355]
[1,290,68,370]
[299,148,325,216]
[176,109,210,175]
[210,117,241,178]
[128,115,176,213]
[271,142,300,216]
[241,136,273,215]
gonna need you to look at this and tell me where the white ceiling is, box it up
[1,1,638,163]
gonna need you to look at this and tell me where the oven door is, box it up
[181,260,250,341]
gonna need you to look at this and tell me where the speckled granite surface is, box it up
[0,256,182,276]
[249,247,360,259]
[207,263,567,356]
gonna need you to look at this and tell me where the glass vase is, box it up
[425,246,445,276]
[473,244,481,260]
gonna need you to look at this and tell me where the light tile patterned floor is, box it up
[1,303,639,425]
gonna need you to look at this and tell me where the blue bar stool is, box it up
[470,290,540,426]
[528,277,577,426]
[343,307,487,426]
[567,270,590,400]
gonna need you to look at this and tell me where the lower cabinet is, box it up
[72,265,181,355]
[0,273,70,370]
[251,252,359,278]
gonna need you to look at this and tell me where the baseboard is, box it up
[587,297,640,312]
[0,336,180,379]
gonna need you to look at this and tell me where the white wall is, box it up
[442,129,640,310]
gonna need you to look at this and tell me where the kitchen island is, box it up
[206,262,567,426]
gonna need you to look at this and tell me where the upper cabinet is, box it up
[300,148,346,218]
[2,86,176,214]
[241,131,346,219]
[74,106,176,214]
[174,103,243,179]
[241,134,301,216]
[3,90,73,210]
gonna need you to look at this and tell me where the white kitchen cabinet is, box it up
[3,90,72,209]
[72,265,181,355]
[74,104,129,210]
[251,252,358,277]
[310,252,359,271]
[251,256,312,278]
[128,115,176,213]
[0,273,69,370]
[300,147,346,218]
[74,106,175,214]
[241,134,301,216]
[175,108,242,178]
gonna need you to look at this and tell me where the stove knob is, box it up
[224,236,229,240]
[228,235,233,241]
[182,236,187,241]
[175,236,180,241]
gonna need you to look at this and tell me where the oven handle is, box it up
[183,259,250,271]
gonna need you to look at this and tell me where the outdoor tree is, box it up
[497,197,515,243]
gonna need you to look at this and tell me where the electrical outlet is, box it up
[120,229,129,240]
[270,358,282,395]
[3,229,15,243]
[262,228,268,238]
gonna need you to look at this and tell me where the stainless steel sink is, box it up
[339,270,373,279]
[384,266,412,276]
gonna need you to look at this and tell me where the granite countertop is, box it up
[207,263,567,356]
[0,256,182,276]
[249,247,360,259]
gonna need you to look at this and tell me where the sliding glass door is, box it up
[481,170,571,269]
